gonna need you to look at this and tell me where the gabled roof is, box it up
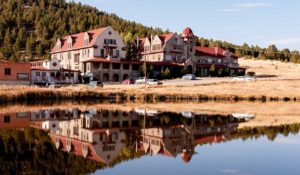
[51,27,108,53]
[159,33,175,43]
[49,133,106,164]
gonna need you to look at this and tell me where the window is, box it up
[4,68,11,76]
[173,45,182,50]
[144,46,150,52]
[112,63,120,69]
[74,54,80,64]
[36,72,41,76]
[68,40,72,49]
[87,49,90,57]
[17,73,29,80]
[57,43,61,50]
[103,63,109,69]
[17,112,28,118]
[84,38,89,46]
[104,39,116,45]
[152,44,161,50]
[4,116,10,123]
[100,49,105,57]
[116,50,119,57]
[42,72,46,77]
[123,64,129,70]
[68,52,71,60]
[50,72,55,77]
[132,64,140,71]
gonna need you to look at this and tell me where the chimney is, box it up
[151,34,153,43]
[215,47,218,56]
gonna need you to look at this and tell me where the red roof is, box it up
[195,46,238,59]
[182,27,194,37]
[195,134,224,144]
[49,133,106,163]
[51,27,107,53]
[159,33,174,43]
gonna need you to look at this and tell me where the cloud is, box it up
[237,3,272,8]
[219,169,240,174]
[221,2,272,12]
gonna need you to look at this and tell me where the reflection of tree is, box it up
[0,128,102,174]
[235,124,300,141]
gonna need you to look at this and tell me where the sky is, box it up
[69,0,300,51]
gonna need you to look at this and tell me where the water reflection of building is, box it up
[41,109,128,165]
[0,107,253,165]
[141,126,195,163]
[0,112,31,128]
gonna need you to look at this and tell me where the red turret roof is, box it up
[182,27,194,37]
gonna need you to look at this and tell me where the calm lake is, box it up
[0,102,299,175]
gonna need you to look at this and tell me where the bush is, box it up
[247,71,256,76]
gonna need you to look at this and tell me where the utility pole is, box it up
[144,54,147,89]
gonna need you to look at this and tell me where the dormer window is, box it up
[56,39,61,50]
[68,42,72,49]
[67,37,73,49]
[84,33,90,46]
[84,38,89,46]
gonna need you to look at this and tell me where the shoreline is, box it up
[1,81,300,104]
[1,101,300,129]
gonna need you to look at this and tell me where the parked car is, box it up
[233,76,256,81]
[122,79,135,85]
[135,77,146,84]
[88,81,103,88]
[182,74,196,80]
[146,79,163,85]
[33,81,50,87]
[49,84,62,89]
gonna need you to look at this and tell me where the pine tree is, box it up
[26,33,35,58]
[4,29,12,46]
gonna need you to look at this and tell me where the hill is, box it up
[0,0,299,64]
[0,0,165,61]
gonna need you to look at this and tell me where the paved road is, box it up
[104,77,235,88]
[161,77,233,86]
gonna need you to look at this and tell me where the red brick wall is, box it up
[0,62,31,82]
[0,112,31,129]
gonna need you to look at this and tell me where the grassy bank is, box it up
[1,81,300,104]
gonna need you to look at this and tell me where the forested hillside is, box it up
[0,0,164,61]
[198,38,300,63]
[0,0,299,63]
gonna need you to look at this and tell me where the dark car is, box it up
[33,81,50,87]
[122,79,135,85]
[88,81,103,88]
